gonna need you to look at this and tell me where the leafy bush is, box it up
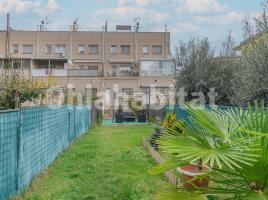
[150,113,184,150]
[231,36,268,106]
[149,117,164,150]
[0,69,42,110]
[162,112,185,133]
[162,112,177,129]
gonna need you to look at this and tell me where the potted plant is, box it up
[177,162,210,190]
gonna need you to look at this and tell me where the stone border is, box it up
[143,137,179,186]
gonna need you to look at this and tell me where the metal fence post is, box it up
[91,104,94,125]
[68,108,71,144]
[16,109,22,192]
[73,105,76,139]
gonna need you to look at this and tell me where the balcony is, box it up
[110,69,139,77]
[68,69,102,77]
[0,69,31,77]
[31,69,68,77]
[140,69,174,77]
[140,60,175,77]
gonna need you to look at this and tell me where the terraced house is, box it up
[0,18,175,94]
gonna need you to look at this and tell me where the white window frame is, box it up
[79,45,85,54]
[143,45,149,54]
[55,44,66,54]
[111,45,117,54]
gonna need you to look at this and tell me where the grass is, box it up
[16,125,174,200]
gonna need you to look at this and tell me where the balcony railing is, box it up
[0,69,31,77]
[68,69,102,77]
[140,69,174,77]
[31,69,68,77]
[110,69,139,77]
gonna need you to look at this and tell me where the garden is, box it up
[15,126,174,200]
[2,2,268,200]
[15,102,268,200]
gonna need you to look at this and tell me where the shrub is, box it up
[162,112,184,132]
[0,69,42,110]
[149,117,164,150]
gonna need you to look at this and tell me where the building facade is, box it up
[0,28,175,105]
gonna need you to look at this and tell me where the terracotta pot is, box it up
[177,164,210,190]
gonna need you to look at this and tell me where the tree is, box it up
[175,37,237,105]
[0,69,40,110]
[242,16,253,39]
[231,37,268,105]
[175,38,215,100]
[220,31,236,57]
[242,0,268,39]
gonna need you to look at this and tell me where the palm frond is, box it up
[158,124,257,169]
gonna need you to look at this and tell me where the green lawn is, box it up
[16,125,173,200]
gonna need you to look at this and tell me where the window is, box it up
[22,44,33,54]
[0,59,3,69]
[119,63,132,76]
[55,45,66,54]
[111,45,117,54]
[79,65,85,69]
[88,66,98,71]
[140,60,174,77]
[13,59,21,69]
[89,45,98,54]
[88,66,98,76]
[122,88,133,95]
[12,44,19,54]
[79,45,85,54]
[111,65,118,77]
[22,59,30,68]
[46,44,52,54]
[120,45,130,55]
[143,45,149,54]
[152,46,162,55]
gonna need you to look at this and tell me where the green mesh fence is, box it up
[0,105,91,200]
[164,105,238,123]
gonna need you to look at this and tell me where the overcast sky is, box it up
[0,0,264,52]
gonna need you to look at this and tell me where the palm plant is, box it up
[151,103,268,200]
[153,103,256,170]
[214,103,268,199]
